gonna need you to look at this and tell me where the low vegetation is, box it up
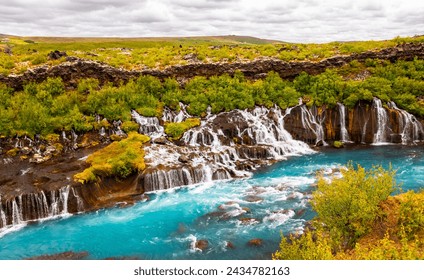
[164,118,201,140]
[0,58,423,139]
[73,132,150,184]
[1,34,423,75]
[273,164,424,260]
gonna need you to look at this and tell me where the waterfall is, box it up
[162,103,190,123]
[0,196,6,228]
[298,105,327,146]
[99,127,106,136]
[141,165,225,192]
[71,188,85,213]
[11,198,23,225]
[131,110,164,139]
[372,98,389,144]
[337,103,350,142]
[141,106,315,192]
[388,101,424,144]
[0,185,72,232]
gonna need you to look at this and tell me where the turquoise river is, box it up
[0,145,423,259]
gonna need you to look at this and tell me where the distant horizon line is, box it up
[1,33,423,44]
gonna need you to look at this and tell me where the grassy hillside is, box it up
[1,34,423,75]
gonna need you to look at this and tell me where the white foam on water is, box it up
[262,209,295,228]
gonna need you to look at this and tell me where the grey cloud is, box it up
[0,0,422,42]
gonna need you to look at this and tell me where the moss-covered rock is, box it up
[333,141,344,148]
[74,132,150,184]
[164,118,201,140]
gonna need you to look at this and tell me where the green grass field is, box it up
[1,34,423,75]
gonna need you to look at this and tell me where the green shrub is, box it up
[121,121,139,133]
[398,191,424,238]
[313,163,397,247]
[165,118,201,140]
[333,141,344,148]
[74,132,150,184]
[273,229,334,260]
[31,54,46,65]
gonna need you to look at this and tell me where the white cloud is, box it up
[0,0,423,42]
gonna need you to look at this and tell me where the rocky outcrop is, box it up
[284,99,424,145]
[1,43,423,90]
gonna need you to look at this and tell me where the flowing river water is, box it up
[0,145,422,260]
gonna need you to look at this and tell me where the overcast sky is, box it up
[1,0,423,43]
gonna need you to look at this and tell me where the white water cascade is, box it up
[141,106,315,192]
[372,98,389,144]
[131,110,164,139]
[0,186,73,232]
[388,101,424,144]
[337,103,351,142]
[298,105,327,146]
[162,103,191,123]
[0,196,6,228]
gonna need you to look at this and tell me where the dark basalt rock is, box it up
[1,42,423,91]
[48,50,67,60]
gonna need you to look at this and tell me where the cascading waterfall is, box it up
[162,103,190,123]
[388,101,424,144]
[131,110,164,139]
[372,98,389,144]
[0,186,72,231]
[71,188,85,213]
[0,196,6,228]
[337,103,350,142]
[141,106,315,192]
[298,105,327,146]
[11,198,23,226]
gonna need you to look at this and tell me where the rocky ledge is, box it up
[1,42,423,90]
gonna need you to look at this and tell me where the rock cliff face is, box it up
[1,42,423,90]
[285,100,424,145]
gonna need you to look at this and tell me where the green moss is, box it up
[110,134,123,141]
[164,118,201,140]
[6,148,19,157]
[333,141,344,148]
[44,133,60,143]
[73,132,150,184]
[121,121,139,133]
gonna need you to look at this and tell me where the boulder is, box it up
[195,239,209,251]
[247,238,263,247]
[48,50,67,60]
[153,137,168,145]
[226,241,235,249]
[178,155,190,163]
[239,217,260,225]
[244,195,263,203]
